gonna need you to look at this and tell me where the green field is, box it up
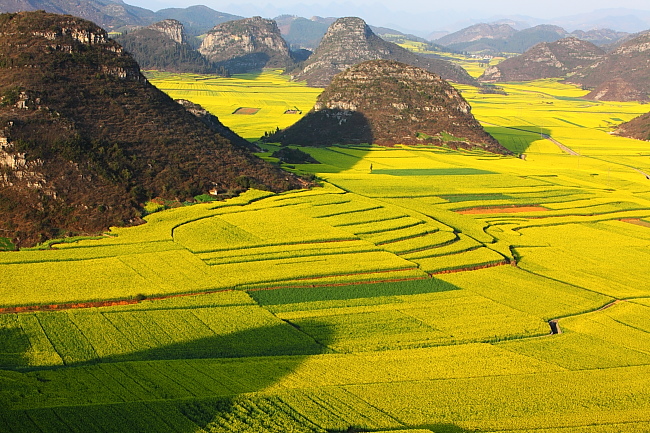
[2,70,650,432]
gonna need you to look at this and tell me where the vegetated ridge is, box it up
[199,16,295,74]
[0,11,303,248]
[614,112,650,141]
[114,19,225,74]
[266,59,506,153]
[290,17,477,87]
[479,37,605,82]
[567,31,650,101]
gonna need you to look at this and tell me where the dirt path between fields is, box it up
[548,299,626,335]
[540,132,580,156]
[632,168,650,180]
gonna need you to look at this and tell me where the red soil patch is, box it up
[621,218,650,228]
[232,107,260,115]
[457,205,548,215]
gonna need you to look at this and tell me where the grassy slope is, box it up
[2,71,650,432]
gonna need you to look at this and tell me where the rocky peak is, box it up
[291,17,476,87]
[322,16,373,41]
[147,19,186,45]
[268,60,505,153]
[198,16,293,73]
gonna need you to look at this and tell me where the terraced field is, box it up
[2,73,650,432]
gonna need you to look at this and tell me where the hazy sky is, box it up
[131,0,650,16]
[125,0,650,34]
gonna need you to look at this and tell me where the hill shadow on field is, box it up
[264,109,375,148]
[483,125,553,154]
[215,53,272,74]
[0,284,478,433]
[249,278,462,306]
[0,321,331,430]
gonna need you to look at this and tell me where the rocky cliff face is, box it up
[479,37,604,82]
[0,11,302,247]
[198,16,293,73]
[567,32,650,101]
[290,17,477,88]
[147,18,186,44]
[267,60,505,153]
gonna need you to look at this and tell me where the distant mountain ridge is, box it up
[290,17,477,88]
[0,0,243,35]
[0,0,154,30]
[435,23,628,54]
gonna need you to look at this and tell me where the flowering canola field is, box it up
[1,73,650,432]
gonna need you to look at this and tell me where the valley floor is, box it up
[1,74,650,432]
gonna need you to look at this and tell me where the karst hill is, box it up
[479,37,605,82]
[290,17,477,88]
[266,60,506,153]
[115,19,219,74]
[198,16,294,73]
[0,11,302,248]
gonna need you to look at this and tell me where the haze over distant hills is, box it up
[435,23,627,54]
[215,3,650,37]
[2,0,650,39]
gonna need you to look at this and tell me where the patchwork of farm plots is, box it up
[2,75,650,432]
[145,70,322,140]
